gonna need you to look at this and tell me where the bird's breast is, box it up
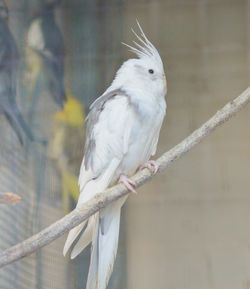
[114,97,166,179]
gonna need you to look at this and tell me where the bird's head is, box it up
[113,21,167,99]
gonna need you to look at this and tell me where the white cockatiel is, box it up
[63,22,167,289]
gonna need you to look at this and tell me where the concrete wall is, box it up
[124,1,250,289]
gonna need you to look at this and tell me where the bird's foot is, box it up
[119,174,137,193]
[140,160,159,174]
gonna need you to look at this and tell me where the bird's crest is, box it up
[122,20,162,66]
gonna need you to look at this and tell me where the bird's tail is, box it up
[63,158,121,258]
[49,64,66,108]
[63,158,125,289]
[86,203,122,289]
[4,109,24,145]
[63,178,104,257]
[4,105,34,144]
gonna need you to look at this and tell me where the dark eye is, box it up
[148,69,154,74]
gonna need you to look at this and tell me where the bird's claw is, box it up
[119,175,137,193]
[140,160,159,174]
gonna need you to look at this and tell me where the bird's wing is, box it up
[64,89,134,256]
[150,112,165,156]
[27,19,60,64]
[0,23,8,65]
[81,88,133,187]
[27,17,66,106]
[0,19,19,101]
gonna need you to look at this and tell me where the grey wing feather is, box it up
[84,88,128,171]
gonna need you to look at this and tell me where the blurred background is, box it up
[0,0,250,289]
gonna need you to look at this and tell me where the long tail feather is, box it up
[70,215,95,259]
[63,178,101,256]
[86,214,99,289]
[4,109,24,145]
[4,105,34,144]
[86,205,121,289]
[63,221,87,256]
[98,206,121,289]
[63,158,120,257]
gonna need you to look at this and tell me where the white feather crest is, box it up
[122,20,162,65]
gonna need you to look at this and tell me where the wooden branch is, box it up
[0,87,250,269]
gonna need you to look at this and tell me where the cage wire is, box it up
[0,0,126,289]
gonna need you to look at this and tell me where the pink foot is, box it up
[140,160,159,174]
[119,174,137,193]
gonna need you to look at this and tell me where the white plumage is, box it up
[64,22,167,289]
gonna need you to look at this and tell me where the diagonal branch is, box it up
[0,87,250,269]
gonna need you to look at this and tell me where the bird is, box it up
[48,94,85,211]
[63,22,167,289]
[0,0,35,145]
[27,0,66,108]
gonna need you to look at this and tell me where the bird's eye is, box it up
[148,69,154,74]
